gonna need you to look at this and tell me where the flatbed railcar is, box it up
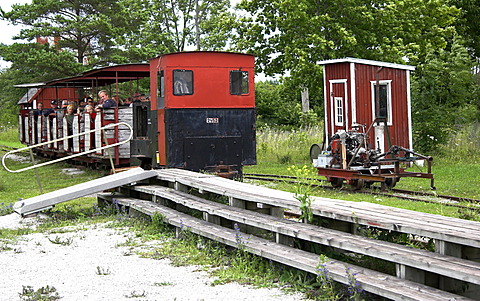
[15,52,256,176]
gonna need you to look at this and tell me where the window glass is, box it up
[173,69,193,96]
[373,84,389,120]
[230,70,249,95]
[158,70,164,98]
[334,97,344,126]
[371,80,392,125]
[157,70,165,109]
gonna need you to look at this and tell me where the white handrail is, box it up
[2,122,133,173]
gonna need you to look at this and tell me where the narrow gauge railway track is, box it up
[0,145,18,152]
[244,173,480,212]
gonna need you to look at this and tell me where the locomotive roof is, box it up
[317,57,415,71]
[15,63,150,88]
[148,50,255,61]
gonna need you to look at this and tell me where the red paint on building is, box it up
[319,58,415,152]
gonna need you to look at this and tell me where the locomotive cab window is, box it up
[230,70,249,95]
[371,80,392,126]
[173,69,193,96]
[157,70,165,109]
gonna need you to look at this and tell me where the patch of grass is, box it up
[95,266,111,275]
[153,282,173,286]
[256,125,322,165]
[125,290,147,298]
[18,285,61,301]
[0,126,24,149]
[0,202,14,216]
[48,236,73,246]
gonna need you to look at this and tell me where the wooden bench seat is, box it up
[123,184,480,287]
[97,192,474,301]
[152,169,480,250]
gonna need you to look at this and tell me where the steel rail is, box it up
[1,122,133,173]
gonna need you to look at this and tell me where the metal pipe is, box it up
[1,122,133,173]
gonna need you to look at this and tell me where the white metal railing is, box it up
[2,122,133,173]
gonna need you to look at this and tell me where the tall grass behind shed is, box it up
[257,124,324,165]
[441,122,480,163]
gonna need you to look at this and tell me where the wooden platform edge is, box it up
[97,193,474,301]
[126,184,480,286]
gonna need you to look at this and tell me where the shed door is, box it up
[329,80,348,136]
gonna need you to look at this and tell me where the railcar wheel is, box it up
[350,179,364,190]
[309,144,322,161]
[330,177,343,188]
[381,177,397,190]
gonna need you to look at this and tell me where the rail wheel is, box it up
[330,177,343,188]
[350,179,364,190]
[381,176,397,190]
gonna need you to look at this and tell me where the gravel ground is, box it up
[0,213,305,301]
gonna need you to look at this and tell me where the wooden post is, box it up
[301,86,309,113]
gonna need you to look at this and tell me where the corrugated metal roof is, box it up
[14,63,150,89]
[17,88,40,104]
[317,57,415,71]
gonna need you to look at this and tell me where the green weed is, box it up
[125,290,147,298]
[95,266,111,275]
[48,236,73,246]
[18,285,61,301]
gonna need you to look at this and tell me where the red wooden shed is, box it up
[318,57,415,152]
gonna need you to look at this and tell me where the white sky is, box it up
[0,0,31,68]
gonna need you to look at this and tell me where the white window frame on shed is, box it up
[334,97,344,126]
[370,80,392,126]
[329,79,348,133]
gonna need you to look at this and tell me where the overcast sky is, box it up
[0,0,31,68]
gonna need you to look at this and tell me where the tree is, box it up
[235,0,459,79]
[0,42,84,81]
[0,0,129,67]
[450,0,480,58]
[119,0,235,62]
[411,35,479,153]
[255,80,320,128]
[0,68,40,126]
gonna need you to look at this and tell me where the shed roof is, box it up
[317,57,415,71]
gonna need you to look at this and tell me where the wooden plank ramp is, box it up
[98,192,473,301]
[13,167,157,216]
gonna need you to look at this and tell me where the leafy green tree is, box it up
[411,35,479,153]
[0,0,129,68]
[234,0,461,132]
[235,0,459,84]
[255,80,320,128]
[0,42,83,81]
[120,0,235,62]
[0,68,37,125]
[450,0,480,58]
